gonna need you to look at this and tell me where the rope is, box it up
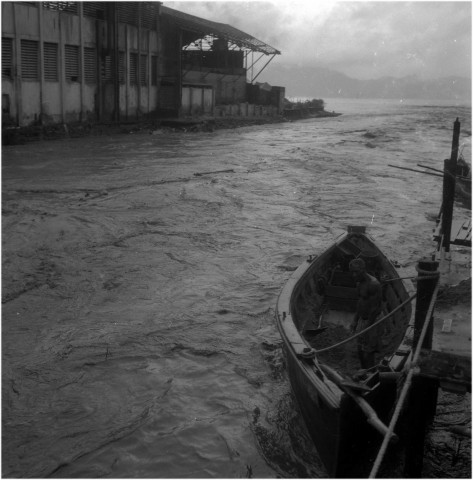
[314,293,417,354]
[369,277,441,478]
[382,275,439,283]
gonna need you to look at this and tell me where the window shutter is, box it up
[84,47,96,84]
[83,2,105,19]
[43,42,58,81]
[118,52,125,84]
[65,44,80,82]
[129,52,138,85]
[2,37,13,79]
[140,54,147,86]
[21,39,39,80]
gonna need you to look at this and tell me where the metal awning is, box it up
[161,6,281,56]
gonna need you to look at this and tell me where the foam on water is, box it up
[2,99,471,478]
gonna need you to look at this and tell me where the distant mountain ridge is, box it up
[265,65,471,101]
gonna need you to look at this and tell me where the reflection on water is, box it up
[2,99,471,478]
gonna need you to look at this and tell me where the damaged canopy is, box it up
[161,6,281,56]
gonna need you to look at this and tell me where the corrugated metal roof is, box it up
[161,6,281,55]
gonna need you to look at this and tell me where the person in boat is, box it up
[349,258,383,369]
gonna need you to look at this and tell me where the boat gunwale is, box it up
[276,230,416,388]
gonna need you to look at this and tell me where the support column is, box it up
[12,3,22,125]
[441,118,461,253]
[413,258,439,350]
[137,2,142,118]
[58,12,66,123]
[79,2,84,122]
[38,3,44,124]
[403,258,440,478]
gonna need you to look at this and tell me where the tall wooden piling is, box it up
[441,118,461,253]
[413,258,439,350]
[402,258,440,478]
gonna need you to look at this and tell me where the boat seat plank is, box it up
[330,271,357,287]
[325,285,358,299]
[336,240,361,257]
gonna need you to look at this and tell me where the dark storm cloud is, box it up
[165,1,472,80]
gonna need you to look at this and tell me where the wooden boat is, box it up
[276,226,416,477]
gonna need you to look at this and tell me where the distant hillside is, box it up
[263,65,471,101]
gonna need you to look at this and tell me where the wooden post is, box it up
[414,257,440,423]
[413,258,439,350]
[441,119,461,253]
[403,258,440,478]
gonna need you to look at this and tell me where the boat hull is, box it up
[276,227,414,477]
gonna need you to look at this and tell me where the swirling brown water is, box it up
[2,99,471,478]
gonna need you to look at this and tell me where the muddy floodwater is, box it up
[2,99,471,478]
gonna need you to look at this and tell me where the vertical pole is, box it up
[178,28,183,117]
[413,258,439,350]
[441,118,460,253]
[96,18,102,121]
[403,377,428,478]
[137,2,142,118]
[147,29,151,114]
[125,24,129,119]
[79,1,84,122]
[12,2,22,125]
[58,12,66,123]
[38,4,44,124]
[114,3,120,122]
[404,258,440,478]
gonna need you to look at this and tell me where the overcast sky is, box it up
[165,1,472,80]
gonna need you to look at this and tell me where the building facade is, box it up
[2,1,284,127]
[2,2,161,125]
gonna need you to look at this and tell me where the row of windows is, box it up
[39,2,159,29]
[2,38,158,86]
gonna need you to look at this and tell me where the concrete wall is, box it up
[214,103,279,117]
[183,70,246,104]
[2,2,160,126]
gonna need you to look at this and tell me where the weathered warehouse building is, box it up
[1,1,283,127]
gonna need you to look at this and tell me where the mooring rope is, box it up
[368,275,441,478]
[382,274,439,283]
[313,292,417,354]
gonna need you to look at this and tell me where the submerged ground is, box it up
[2,102,471,478]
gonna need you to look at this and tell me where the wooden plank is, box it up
[324,285,358,299]
[434,218,471,247]
[451,221,464,239]
[455,220,471,242]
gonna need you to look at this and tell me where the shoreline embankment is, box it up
[2,109,341,145]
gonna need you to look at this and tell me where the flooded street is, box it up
[2,99,471,477]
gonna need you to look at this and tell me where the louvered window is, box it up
[117,3,138,26]
[83,2,105,19]
[43,42,58,81]
[151,55,157,86]
[141,3,158,30]
[118,51,125,84]
[140,54,147,86]
[2,37,13,79]
[65,44,80,82]
[21,39,39,80]
[84,47,96,84]
[129,52,138,85]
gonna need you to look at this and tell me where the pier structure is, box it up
[370,119,471,479]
